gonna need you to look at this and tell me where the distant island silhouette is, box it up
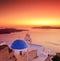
[0,28,28,34]
[32,26,60,29]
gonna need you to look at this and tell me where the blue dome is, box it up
[11,40,28,50]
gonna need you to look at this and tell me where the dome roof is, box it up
[11,40,28,50]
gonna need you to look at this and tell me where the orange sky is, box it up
[0,0,60,27]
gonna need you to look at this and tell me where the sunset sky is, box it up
[0,0,60,28]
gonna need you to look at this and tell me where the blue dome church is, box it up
[11,39,28,55]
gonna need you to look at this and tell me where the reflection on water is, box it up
[0,29,60,53]
[47,41,60,46]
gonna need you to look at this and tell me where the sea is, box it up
[0,28,60,53]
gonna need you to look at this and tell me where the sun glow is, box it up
[25,18,60,26]
[0,18,60,27]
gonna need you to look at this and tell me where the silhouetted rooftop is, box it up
[0,45,8,50]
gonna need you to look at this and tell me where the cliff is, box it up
[0,28,28,34]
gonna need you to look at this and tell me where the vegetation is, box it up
[52,55,60,61]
